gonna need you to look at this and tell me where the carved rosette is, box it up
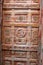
[14,27,27,45]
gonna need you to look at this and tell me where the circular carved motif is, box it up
[16,28,26,38]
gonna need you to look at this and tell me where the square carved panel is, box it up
[14,26,31,45]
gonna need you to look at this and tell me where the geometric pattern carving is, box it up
[14,26,27,45]
[3,27,39,46]
[3,0,40,3]
[15,14,28,23]
[32,28,39,40]
[3,10,40,26]
[15,28,26,38]
[2,0,40,65]
[32,14,39,23]
[3,27,11,36]
[3,11,28,23]
[30,51,38,59]
[31,28,39,45]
